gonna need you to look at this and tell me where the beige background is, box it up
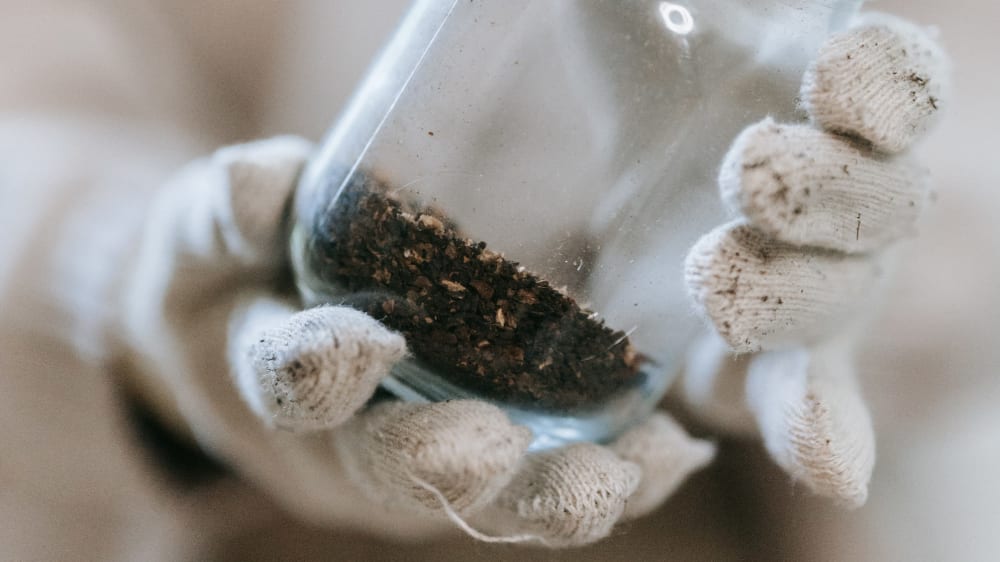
[0,0,997,560]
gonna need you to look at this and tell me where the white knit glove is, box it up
[681,13,949,507]
[121,143,712,547]
[120,11,947,547]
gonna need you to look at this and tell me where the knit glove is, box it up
[120,11,947,548]
[120,136,714,547]
[681,13,949,507]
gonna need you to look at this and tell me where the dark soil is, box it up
[307,171,642,410]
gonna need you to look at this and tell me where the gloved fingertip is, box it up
[232,302,405,432]
[212,136,315,264]
[685,222,883,353]
[612,412,716,519]
[679,331,757,435]
[803,12,951,154]
[721,119,929,254]
[487,443,640,547]
[746,347,875,508]
[336,400,531,517]
[684,222,771,352]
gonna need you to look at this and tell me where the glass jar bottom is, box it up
[381,359,676,451]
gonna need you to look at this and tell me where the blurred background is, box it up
[1,0,997,560]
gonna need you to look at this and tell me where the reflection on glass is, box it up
[659,2,695,35]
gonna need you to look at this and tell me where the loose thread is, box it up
[408,474,551,546]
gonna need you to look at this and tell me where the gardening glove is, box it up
[119,9,946,547]
[681,13,949,507]
[119,136,714,548]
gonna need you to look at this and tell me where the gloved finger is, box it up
[334,400,532,518]
[745,340,874,508]
[147,136,312,276]
[611,412,716,519]
[685,222,884,353]
[720,119,928,254]
[803,12,950,154]
[676,330,756,436]
[480,443,641,548]
[228,294,406,431]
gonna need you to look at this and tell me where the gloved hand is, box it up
[118,10,948,548]
[681,13,949,507]
[120,143,713,546]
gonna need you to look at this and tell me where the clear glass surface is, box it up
[293,0,860,450]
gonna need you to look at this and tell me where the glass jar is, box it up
[292,0,860,450]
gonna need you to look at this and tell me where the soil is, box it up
[308,171,642,410]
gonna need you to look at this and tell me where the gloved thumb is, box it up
[145,136,313,275]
